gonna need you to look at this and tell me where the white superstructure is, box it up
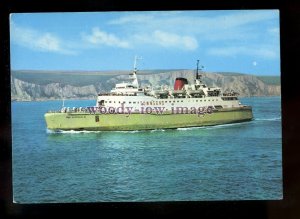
[96,57,242,113]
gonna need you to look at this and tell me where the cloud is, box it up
[108,14,155,25]
[108,10,278,38]
[268,27,280,35]
[106,11,278,52]
[83,27,130,48]
[132,30,198,51]
[213,10,278,30]
[82,27,197,51]
[10,23,76,55]
[11,11,279,57]
[152,30,198,50]
[207,45,278,60]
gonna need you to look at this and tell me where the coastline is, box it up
[11,97,96,102]
[11,95,281,102]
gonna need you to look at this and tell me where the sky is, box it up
[10,10,280,75]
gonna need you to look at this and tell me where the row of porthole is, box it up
[104,99,221,104]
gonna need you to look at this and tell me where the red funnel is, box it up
[174,78,188,90]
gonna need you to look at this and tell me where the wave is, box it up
[176,126,206,131]
[254,117,281,121]
[46,129,60,134]
[150,129,166,132]
[176,122,250,131]
[206,122,251,129]
[47,129,99,134]
[114,130,143,133]
[46,129,144,134]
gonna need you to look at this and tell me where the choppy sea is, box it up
[12,96,282,203]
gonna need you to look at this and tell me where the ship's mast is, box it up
[130,55,142,87]
[195,60,204,85]
[196,60,200,80]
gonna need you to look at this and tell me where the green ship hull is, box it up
[45,106,253,131]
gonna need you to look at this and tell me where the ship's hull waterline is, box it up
[45,106,253,131]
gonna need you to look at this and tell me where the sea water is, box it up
[12,97,282,203]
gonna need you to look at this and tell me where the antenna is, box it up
[131,55,142,87]
[196,60,204,80]
[133,55,143,72]
[196,60,200,79]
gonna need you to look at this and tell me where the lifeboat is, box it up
[170,90,186,95]
[186,90,204,95]
[148,90,169,96]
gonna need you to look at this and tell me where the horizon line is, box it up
[11,69,280,76]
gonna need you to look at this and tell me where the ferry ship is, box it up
[45,57,253,131]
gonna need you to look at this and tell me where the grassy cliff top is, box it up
[257,76,281,85]
[11,70,280,86]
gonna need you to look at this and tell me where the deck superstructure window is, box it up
[98,100,104,106]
